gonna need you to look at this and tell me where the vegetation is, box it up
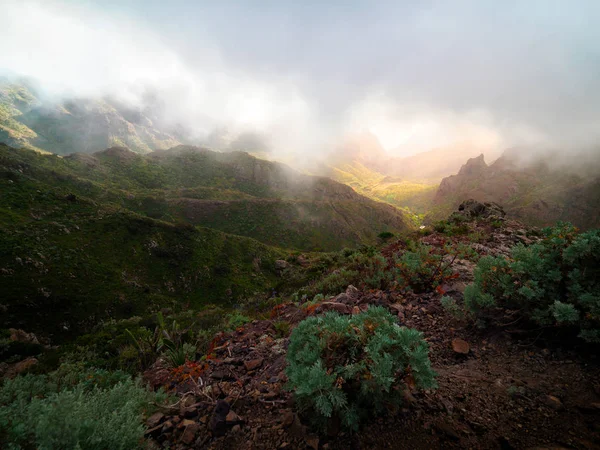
[458,223,600,341]
[286,307,437,431]
[0,365,166,449]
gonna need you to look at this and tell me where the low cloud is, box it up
[2,0,600,160]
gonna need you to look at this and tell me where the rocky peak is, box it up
[457,153,487,177]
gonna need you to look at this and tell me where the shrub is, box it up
[0,366,166,449]
[227,312,252,330]
[377,231,395,242]
[440,295,465,319]
[395,242,458,293]
[286,307,437,431]
[462,223,600,342]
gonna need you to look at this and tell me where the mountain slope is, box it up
[434,153,600,229]
[0,144,288,338]
[0,144,413,253]
[0,80,181,154]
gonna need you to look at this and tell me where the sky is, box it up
[1,0,600,157]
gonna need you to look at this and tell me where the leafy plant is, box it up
[395,242,459,293]
[461,223,600,342]
[227,312,251,330]
[286,307,437,431]
[0,366,166,449]
[126,312,196,368]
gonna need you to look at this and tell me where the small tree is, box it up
[286,307,437,431]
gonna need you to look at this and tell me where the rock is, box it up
[180,423,200,445]
[231,424,241,433]
[210,369,229,380]
[244,358,264,372]
[210,400,230,436]
[5,357,38,379]
[180,419,195,428]
[275,260,289,270]
[226,410,243,424]
[181,406,199,419]
[435,421,461,441]
[146,412,165,428]
[451,199,506,221]
[161,420,174,434]
[389,303,404,314]
[143,359,171,390]
[319,302,351,314]
[345,285,359,297]
[9,328,39,344]
[281,410,295,427]
[452,338,470,354]
[305,435,320,450]
[543,395,563,410]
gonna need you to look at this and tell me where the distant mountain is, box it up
[0,143,412,252]
[433,152,600,229]
[0,80,181,155]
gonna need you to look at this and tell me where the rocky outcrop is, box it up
[435,152,600,230]
[450,199,506,221]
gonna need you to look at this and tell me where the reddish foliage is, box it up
[167,360,208,387]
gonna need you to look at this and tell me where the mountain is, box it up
[0,79,182,155]
[0,144,287,337]
[434,152,600,229]
[1,143,412,252]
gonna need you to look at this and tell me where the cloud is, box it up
[2,0,600,158]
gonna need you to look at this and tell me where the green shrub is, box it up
[462,223,600,342]
[227,312,252,330]
[440,295,465,319]
[377,231,395,242]
[286,307,437,431]
[395,242,455,293]
[0,366,166,449]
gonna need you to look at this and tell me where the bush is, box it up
[395,242,458,293]
[286,307,437,431]
[462,223,600,342]
[0,366,166,449]
[227,312,251,330]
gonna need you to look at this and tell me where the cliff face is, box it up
[434,152,600,229]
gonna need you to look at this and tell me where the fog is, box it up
[2,0,600,161]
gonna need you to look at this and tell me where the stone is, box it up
[9,328,39,344]
[345,285,359,297]
[244,358,264,372]
[180,423,200,445]
[275,260,289,270]
[5,357,38,379]
[320,302,351,314]
[181,406,199,419]
[452,338,470,354]
[543,395,563,410]
[281,410,295,427]
[226,410,243,424]
[305,435,320,450]
[146,412,165,428]
[210,400,230,436]
[231,424,241,433]
[389,303,404,314]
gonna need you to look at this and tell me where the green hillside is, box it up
[0,144,290,338]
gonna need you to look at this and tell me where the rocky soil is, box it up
[142,207,600,450]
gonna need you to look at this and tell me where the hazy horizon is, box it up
[2,0,600,160]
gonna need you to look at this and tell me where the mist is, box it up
[2,0,600,162]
